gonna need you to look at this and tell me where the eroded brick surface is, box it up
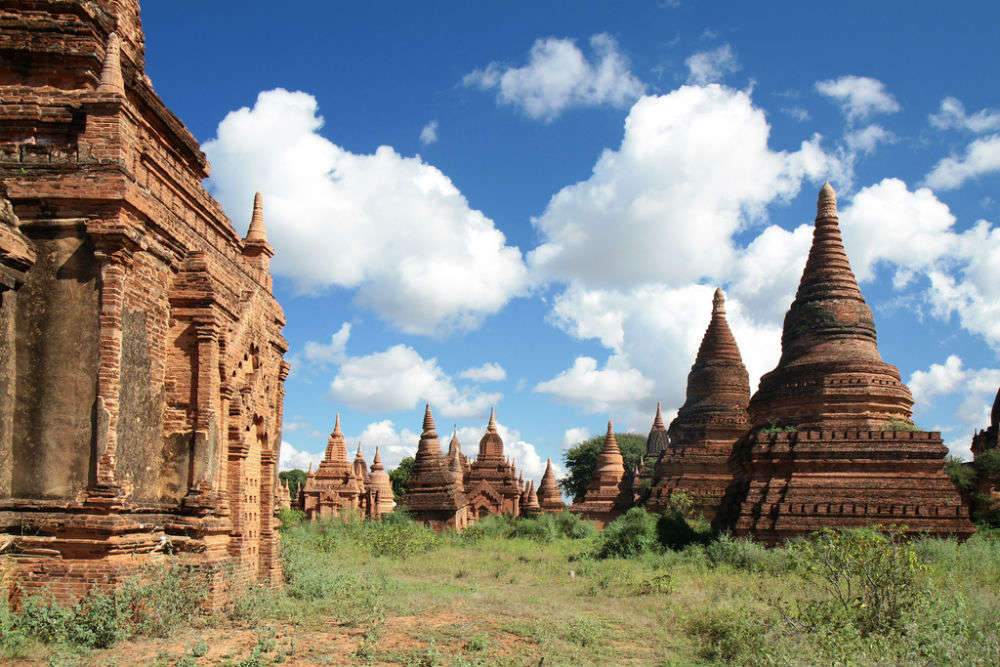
[0,0,289,604]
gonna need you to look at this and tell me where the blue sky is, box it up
[141,1,1000,480]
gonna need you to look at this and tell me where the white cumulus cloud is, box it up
[924,134,1000,191]
[279,441,323,472]
[458,362,507,382]
[463,33,645,121]
[535,355,654,415]
[330,344,501,418]
[685,44,741,85]
[562,427,590,448]
[204,88,527,334]
[930,97,1000,133]
[815,75,900,121]
[302,323,351,366]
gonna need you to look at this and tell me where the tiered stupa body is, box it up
[446,427,468,492]
[717,185,974,542]
[300,416,360,520]
[537,458,565,512]
[366,446,396,517]
[522,481,541,516]
[464,409,522,518]
[639,403,669,489]
[353,444,371,494]
[0,0,289,604]
[572,421,632,527]
[404,405,470,531]
[648,289,750,521]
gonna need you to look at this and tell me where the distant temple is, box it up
[464,408,522,519]
[298,415,393,521]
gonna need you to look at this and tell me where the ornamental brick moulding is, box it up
[714,185,974,543]
[0,0,289,606]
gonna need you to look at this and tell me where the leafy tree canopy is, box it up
[390,456,415,502]
[560,432,646,502]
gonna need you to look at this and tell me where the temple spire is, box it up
[653,402,664,429]
[487,406,497,432]
[372,445,383,468]
[603,420,620,455]
[97,33,125,95]
[422,404,436,435]
[245,192,268,244]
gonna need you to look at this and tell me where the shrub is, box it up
[784,527,928,636]
[595,508,658,559]
[277,508,305,531]
[705,534,790,573]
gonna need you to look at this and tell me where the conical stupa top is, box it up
[603,420,620,454]
[97,33,125,95]
[538,457,562,506]
[487,407,497,432]
[526,480,540,508]
[306,461,314,475]
[791,182,866,308]
[749,183,913,429]
[693,288,743,365]
[245,192,268,244]
[325,414,348,461]
[354,443,365,461]
[653,402,665,429]
[422,404,436,435]
[447,426,461,458]
[416,404,444,458]
[371,445,384,470]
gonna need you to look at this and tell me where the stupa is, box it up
[571,420,632,527]
[404,405,470,530]
[366,446,396,517]
[648,289,750,521]
[717,185,974,542]
[537,458,565,512]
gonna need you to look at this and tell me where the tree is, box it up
[279,469,306,502]
[389,456,415,502]
[560,432,646,503]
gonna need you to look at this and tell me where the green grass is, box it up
[3,511,1000,666]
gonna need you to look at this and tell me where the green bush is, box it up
[276,508,305,531]
[1,562,207,652]
[785,527,928,636]
[595,508,658,559]
[705,534,791,573]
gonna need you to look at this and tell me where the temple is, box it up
[299,416,360,520]
[404,405,471,530]
[571,421,632,527]
[0,0,289,604]
[464,408,522,519]
[714,185,973,542]
[537,458,565,513]
[647,289,750,521]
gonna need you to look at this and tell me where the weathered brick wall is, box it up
[0,0,289,604]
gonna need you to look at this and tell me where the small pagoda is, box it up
[571,420,632,527]
[537,458,566,512]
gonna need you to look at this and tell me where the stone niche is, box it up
[0,0,289,606]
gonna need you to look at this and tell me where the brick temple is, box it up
[647,288,750,522]
[0,0,289,603]
[572,184,974,540]
[296,415,393,520]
